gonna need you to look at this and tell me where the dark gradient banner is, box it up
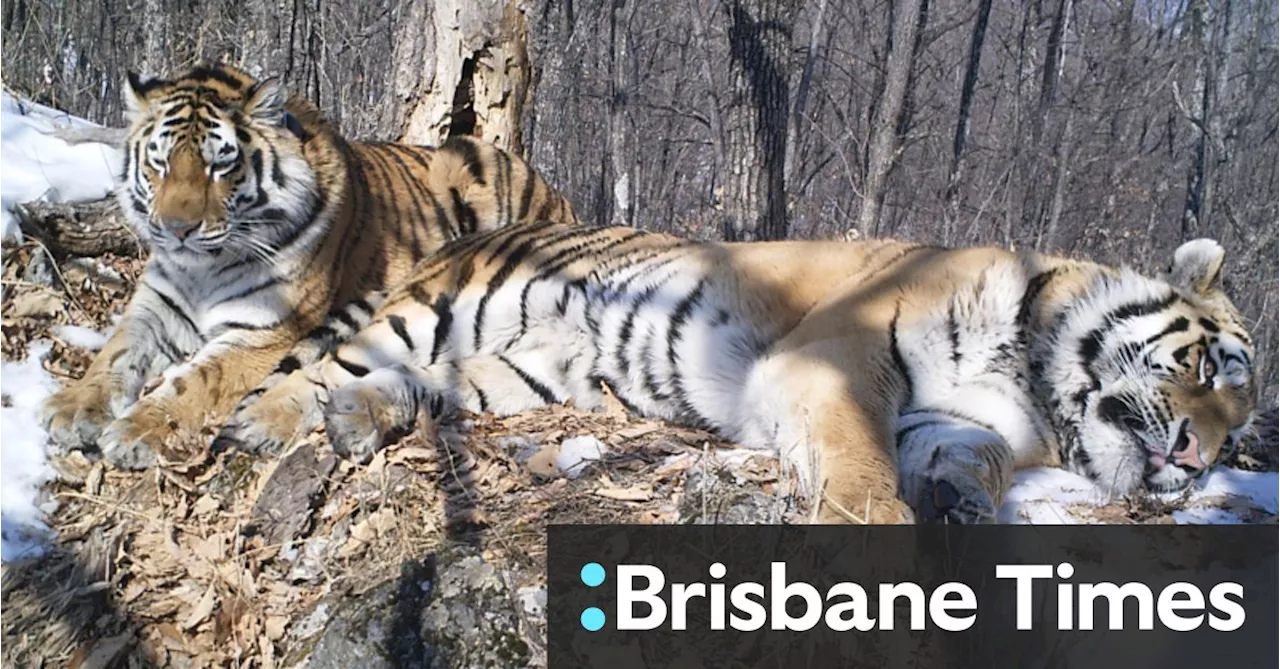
[548,525,1277,668]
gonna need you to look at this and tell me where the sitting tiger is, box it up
[40,65,576,469]
[227,222,1256,524]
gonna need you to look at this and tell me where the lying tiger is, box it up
[40,65,576,468]
[220,223,1256,524]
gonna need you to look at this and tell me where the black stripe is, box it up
[375,146,433,257]
[498,354,556,404]
[275,355,302,374]
[250,149,268,208]
[889,301,914,403]
[517,229,626,334]
[469,379,490,413]
[186,66,245,90]
[471,223,562,349]
[218,320,275,331]
[387,315,415,351]
[1144,316,1190,345]
[665,281,710,428]
[350,298,374,316]
[148,284,201,335]
[445,137,486,184]
[220,274,284,302]
[616,284,661,375]
[390,145,456,241]
[429,294,454,364]
[333,355,370,377]
[494,149,509,226]
[449,188,480,235]
[1079,293,1181,366]
[517,166,538,220]
[947,300,961,364]
[331,309,360,332]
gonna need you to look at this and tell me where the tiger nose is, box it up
[1171,429,1207,470]
[164,218,201,240]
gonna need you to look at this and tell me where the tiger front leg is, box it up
[41,289,199,455]
[99,330,295,469]
[748,345,913,525]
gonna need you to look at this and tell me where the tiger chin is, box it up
[39,65,576,469]
[231,223,1256,525]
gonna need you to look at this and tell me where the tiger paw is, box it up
[915,476,997,525]
[212,372,326,456]
[41,379,121,455]
[323,382,406,464]
[99,400,173,470]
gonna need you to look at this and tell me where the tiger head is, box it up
[119,65,322,262]
[1049,239,1256,494]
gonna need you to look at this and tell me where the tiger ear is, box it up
[123,71,156,120]
[245,78,286,123]
[1167,239,1225,296]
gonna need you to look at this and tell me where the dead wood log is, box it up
[14,198,143,258]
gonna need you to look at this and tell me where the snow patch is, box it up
[1,343,60,561]
[556,435,609,478]
[53,324,109,350]
[1,92,122,244]
[1000,465,1279,525]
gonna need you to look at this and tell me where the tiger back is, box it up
[40,64,576,469]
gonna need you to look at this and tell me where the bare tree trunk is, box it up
[607,0,635,227]
[401,0,532,152]
[784,0,826,187]
[1035,0,1072,144]
[722,0,800,241]
[943,0,993,237]
[855,0,924,236]
[1181,0,1232,238]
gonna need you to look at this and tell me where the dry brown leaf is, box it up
[593,485,653,502]
[10,290,62,318]
[180,583,217,631]
[598,381,630,421]
[72,633,135,669]
[614,424,661,441]
[192,494,219,517]
[264,615,290,641]
[367,449,388,478]
[192,533,225,562]
[525,441,561,478]
[338,507,397,558]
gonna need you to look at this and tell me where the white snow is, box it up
[1,344,60,561]
[999,465,1279,524]
[52,324,108,350]
[556,435,609,478]
[1,91,121,244]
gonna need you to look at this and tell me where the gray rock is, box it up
[678,466,790,524]
[247,444,337,546]
[283,548,529,669]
